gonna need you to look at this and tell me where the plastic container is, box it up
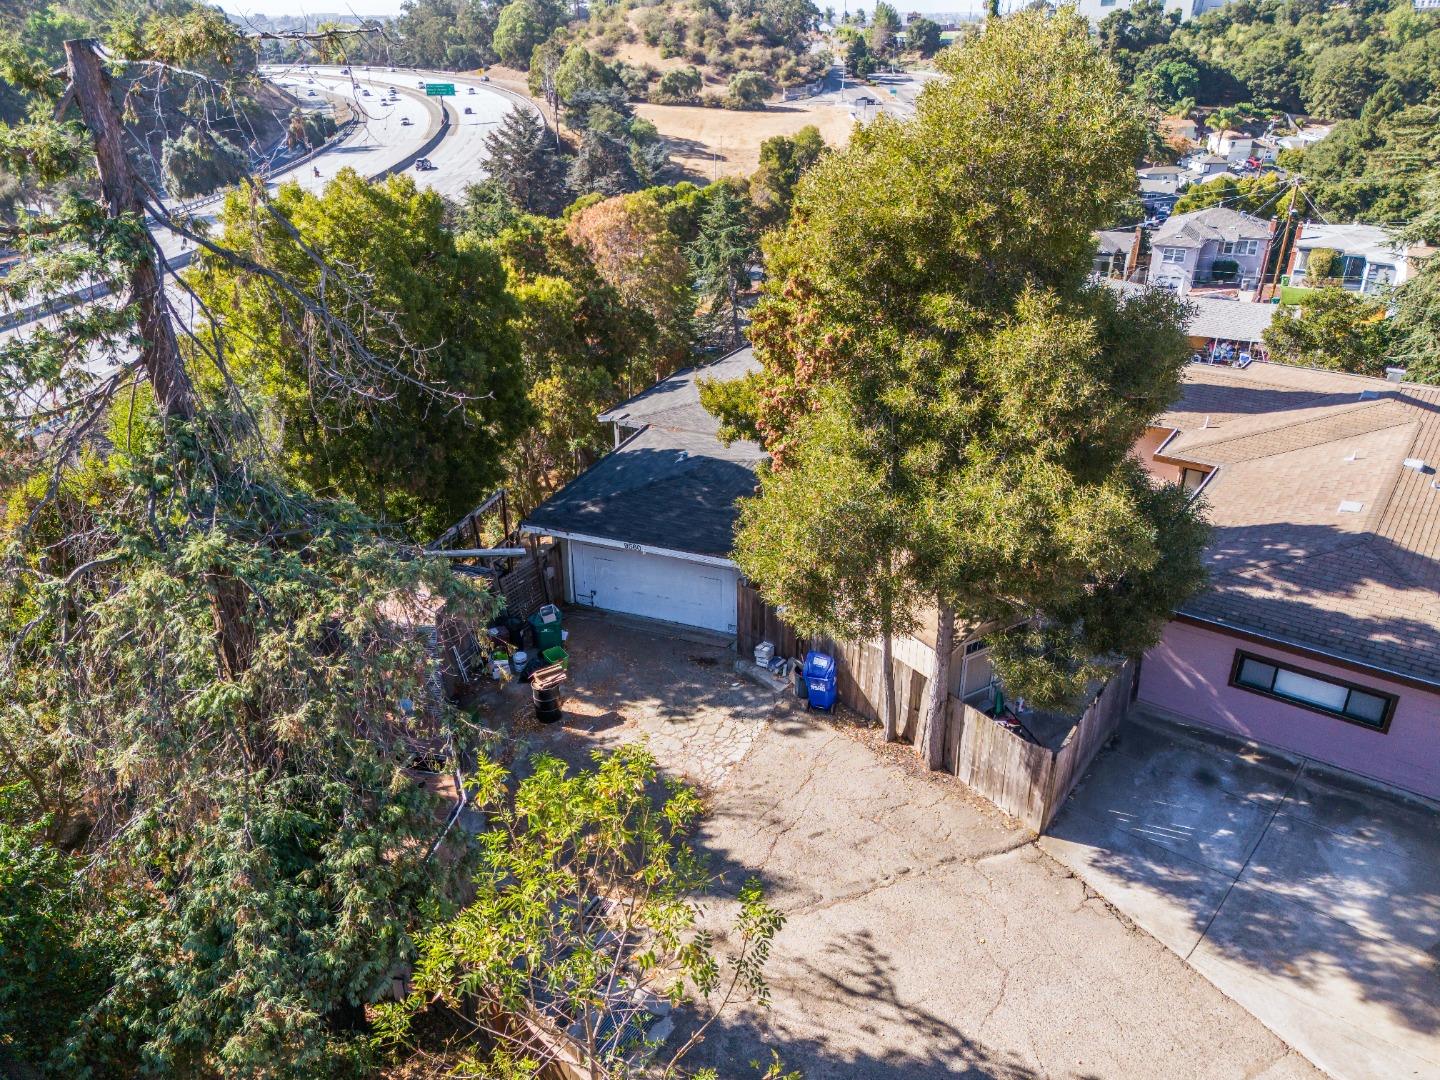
[541,645,569,669]
[530,605,564,652]
[803,650,838,711]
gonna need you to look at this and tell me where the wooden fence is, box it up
[738,582,1131,832]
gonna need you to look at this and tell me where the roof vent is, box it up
[1338,501,1364,514]
[1385,367,1407,383]
[1345,450,1363,462]
[1404,458,1427,471]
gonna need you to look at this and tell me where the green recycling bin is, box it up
[529,604,564,652]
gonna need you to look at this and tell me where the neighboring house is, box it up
[1072,0,1230,22]
[1206,129,1253,163]
[1092,228,1139,279]
[1288,222,1416,294]
[1147,207,1273,294]
[1276,124,1333,152]
[1160,115,1199,147]
[521,348,763,635]
[1184,153,1232,179]
[1133,362,1440,802]
[1137,165,1186,195]
[1183,294,1276,356]
[1250,134,1280,163]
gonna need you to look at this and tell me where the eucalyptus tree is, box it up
[729,11,1209,767]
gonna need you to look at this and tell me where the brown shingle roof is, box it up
[1159,363,1440,686]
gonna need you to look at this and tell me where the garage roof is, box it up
[598,347,760,436]
[524,426,763,559]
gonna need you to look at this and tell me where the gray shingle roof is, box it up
[598,347,759,436]
[1185,296,1277,343]
[525,346,765,558]
[523,426,763,558]
[1153,207,1271,249]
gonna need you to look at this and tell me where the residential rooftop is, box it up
[598,347,760,437]
[1152,207,1271,249]
[527,347,765,559]
[1156,362,1440,687]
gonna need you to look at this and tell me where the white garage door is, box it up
[569,542,738,634]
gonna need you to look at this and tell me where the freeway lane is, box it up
[3,66,529,395]
[278,65,540,200]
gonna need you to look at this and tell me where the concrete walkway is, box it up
[506,614,1322,1079]
[1041,711,1440,1080]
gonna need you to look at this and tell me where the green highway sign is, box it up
[424,83,456,96]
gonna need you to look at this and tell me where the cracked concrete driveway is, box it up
[1042,711,1440,1080]
[515,613,1321,1079]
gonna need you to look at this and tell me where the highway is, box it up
[2,65,535,402]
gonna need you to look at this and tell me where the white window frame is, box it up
[1160,247,1186,265]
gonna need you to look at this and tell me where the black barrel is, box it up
[533,682,563,724]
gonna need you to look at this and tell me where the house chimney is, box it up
[1386,367,1407,383]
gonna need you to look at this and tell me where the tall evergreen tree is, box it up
[690,182,756,348]
[482,106,569,215]
[727,11,1210,768]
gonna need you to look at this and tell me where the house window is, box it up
[1229,651,1397,731]
[1180,467,1208,492]
[1161,247,1186,264]
[1219,240,1259,257]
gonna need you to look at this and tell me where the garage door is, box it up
[569,542,738,634]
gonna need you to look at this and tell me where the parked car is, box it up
[415,158,436,171]
[854,94,878,105]
[306,90,317,97]
[467,86,476,94]
[400,116,413,125]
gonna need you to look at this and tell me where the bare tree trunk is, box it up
[64,38,196,422]
[919,601,955,771]
[880,608,897,742]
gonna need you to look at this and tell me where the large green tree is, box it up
[189,169,532,539]
[1263,287,1394,378]
[726,11,1209,767]
[690,180,756,347]
[0,26,504,1075]
[483,106,570,215]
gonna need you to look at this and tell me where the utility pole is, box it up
[62,38,197,422]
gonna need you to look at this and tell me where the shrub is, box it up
[1305,247,1341,283]
[724,69,771,109]
[655,65,703,102]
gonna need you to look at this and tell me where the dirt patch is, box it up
[635,102,854,179]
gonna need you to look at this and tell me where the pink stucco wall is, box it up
[1138,620,1440,801]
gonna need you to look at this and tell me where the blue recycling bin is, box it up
[803,650,837,711]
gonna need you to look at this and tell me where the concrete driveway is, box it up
[1041,711,1440,1080]
[502,613,1320,1079]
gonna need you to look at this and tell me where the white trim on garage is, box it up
[519,525,738,570]
[561,539,739,634]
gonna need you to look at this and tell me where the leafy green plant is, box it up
[375,746,787,1079]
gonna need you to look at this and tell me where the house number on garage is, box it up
[624,543,645,551]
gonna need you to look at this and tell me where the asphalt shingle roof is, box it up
[1157,363,1440,686]
[525,347,765,559]
[1185,296,1277,343]
[598,347,760,436]
[1152,206,1271,249]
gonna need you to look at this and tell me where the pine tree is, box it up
[690,183,755,348]
[482,106,568,215]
